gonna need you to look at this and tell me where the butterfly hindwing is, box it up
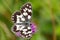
[12,23,32,38]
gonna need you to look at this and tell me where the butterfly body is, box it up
[11,3,33,38]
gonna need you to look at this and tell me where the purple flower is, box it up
[30,23,36,33]
[15,32,21,37]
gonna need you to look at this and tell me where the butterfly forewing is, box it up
[20,3,32,22]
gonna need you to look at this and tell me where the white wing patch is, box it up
[28,9,32,12]
[23,12,28,16]
[28,15,31,19]
[21,17,25,21]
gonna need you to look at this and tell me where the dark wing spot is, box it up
[13,26,19,32]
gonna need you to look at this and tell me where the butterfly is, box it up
[11,2,36,39]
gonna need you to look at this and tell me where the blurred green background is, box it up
[0,0,60,40]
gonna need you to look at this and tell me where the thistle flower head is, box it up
[30,23,36,33]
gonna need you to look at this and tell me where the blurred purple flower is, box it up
[15,32,21,37]
[30,23,36,33]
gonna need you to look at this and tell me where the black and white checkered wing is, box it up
[11,11,21,23]
[19,3,32,38]
[11,3,33,39]
[20,3,32,22]
[11,11,26,23]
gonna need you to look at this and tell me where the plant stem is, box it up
[48,0,56,40]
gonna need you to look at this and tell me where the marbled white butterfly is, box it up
[11,2,35,39]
